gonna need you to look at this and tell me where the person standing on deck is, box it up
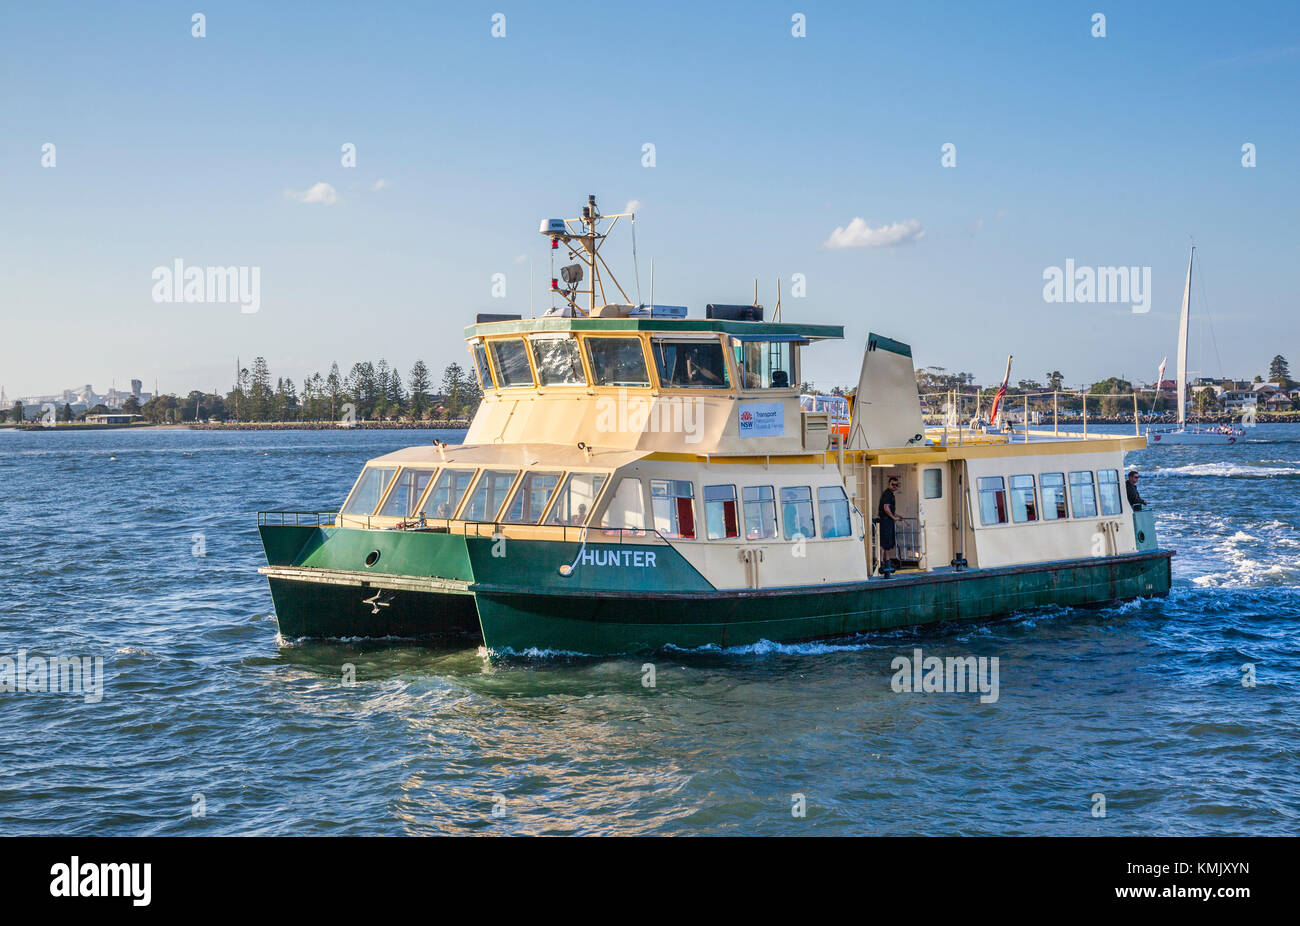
[1126,469,1147,510]
[878,476,902,573]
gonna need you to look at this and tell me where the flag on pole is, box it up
[1156,356,1167,389]
[989,354,1013,423]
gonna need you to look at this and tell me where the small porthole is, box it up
[365,550,381,567]
[1136,530,1145,543]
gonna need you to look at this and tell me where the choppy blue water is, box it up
[0,425,1295,835]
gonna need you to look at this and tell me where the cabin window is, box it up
[743,485,778,540]
[378,467,437,518]
[704,485,740,540]
[503,471,562,523]
[977,476,1008,525]
[341,466,397,516]
[780,486,816,539]
[586,337,650,387]
[425,468,475,519]
[530,337,585,386]
[651,479,696,539]
[600,477,647,530]
[1009,474,1038,523]
[817,485,852,538]
[1069,471,1098,517]
[489,339,534,388]
[471,342,494,390]
[651,339,730,389]
[736,340,798,389]
[1041,472,1069,520]
[1098,469,1123,515]
[464,470,520,521]
[923,468,943,499]
[548,472,607,525]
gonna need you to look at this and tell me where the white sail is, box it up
[1175,247,1194,426]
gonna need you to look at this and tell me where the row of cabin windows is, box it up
[341,465,608,526]
[342,463,853,541]
[471,335,797,393]
[640,478,852,541]
[976,469,1124,526]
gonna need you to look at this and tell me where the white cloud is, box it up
[285,182,338,205]
[823,217,924,249]
[625,199,642,214]
[512,253,527,264]
[371,179,389,192]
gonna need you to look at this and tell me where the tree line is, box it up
[0,359,483,425]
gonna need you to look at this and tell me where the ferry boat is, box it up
[258,195,1173,655]
[1147,247,1244,446]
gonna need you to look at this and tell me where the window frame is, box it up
[649,335,732,390]
[1008,474,1039,523]
[377,466,439,519]
[977,476,1009,526]
[734,340,800,392]
[582,334,651,389]
[703,484,740,540]
[487,338,536,389]
[742,484,778,540]
[1040,472,1069,521]
[340,466,399,516]
[502,470,564,524]
[650,478,698,539]
[1069,470,1098,518]
[1098,469,1123,516]
[470,341,495,390]
[528,335,587,388]
[817,484,853,538]
[780,485,816,540]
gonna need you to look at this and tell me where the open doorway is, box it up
[870,465,922,572]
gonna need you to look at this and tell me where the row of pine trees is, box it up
[135,358,482,424]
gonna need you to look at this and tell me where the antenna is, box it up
[650,258,655,310]
[775,278,782,322]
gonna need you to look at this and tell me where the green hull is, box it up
[259,523,1173,655]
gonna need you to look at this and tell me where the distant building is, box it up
[86,413,143,425]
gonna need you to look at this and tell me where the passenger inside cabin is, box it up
[1126,470,1146,510]
[571,503,588,525]
[878,476,902,573]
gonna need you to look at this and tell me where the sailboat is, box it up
[1146,247,1244,446]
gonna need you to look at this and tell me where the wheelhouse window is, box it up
[923,468,943,499]
[489,339,534,388]
[471,342,494,390]
[743,485,778,540]
[600,477,646,530]
[464,470,519,521]
[530,337,585,386]
[1098,469,1123,515]
[426,468,475,519]
[735,340,798,389]
[503,471,562,524]
[1009,474,1038,523]
[378,467,437,518]
[704,484,740,540]
[780,486,815,539]
[817,485,852,538]
[977,476,1008,525]
[585,337,650,387]
[1069,471,1098,517]
[548,472,608,525]
[651,479,696,539]
[651,339,730,389]
[341,466,397,516]
[1041,472,1069,520]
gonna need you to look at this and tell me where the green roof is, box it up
[463,317,845,340]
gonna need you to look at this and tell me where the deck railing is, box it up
[258,510,669,544]
[920,390,1153,443]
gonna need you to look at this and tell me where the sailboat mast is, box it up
[1176,246,1194,427]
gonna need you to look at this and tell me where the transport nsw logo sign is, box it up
[738,402,784,438]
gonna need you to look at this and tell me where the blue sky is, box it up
[2,0,1297,398]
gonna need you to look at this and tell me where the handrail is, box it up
[257,510,670,544]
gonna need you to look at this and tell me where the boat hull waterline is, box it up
[260,523,1173,655]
